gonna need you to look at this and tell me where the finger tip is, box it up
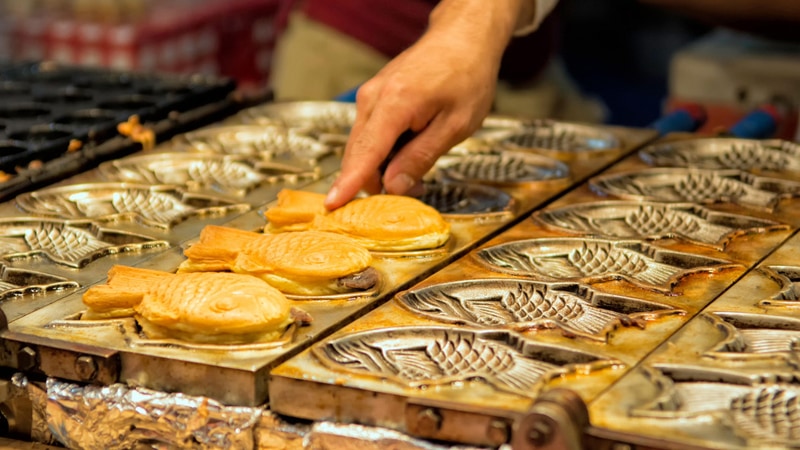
[383,173,417,196]
[324,186,342,211]
[407,181,426,198]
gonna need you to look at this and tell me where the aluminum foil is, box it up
[46,379,262,450]
[306,421,508,450]
[12,373,58,445]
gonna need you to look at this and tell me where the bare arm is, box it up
[324,0,558,209]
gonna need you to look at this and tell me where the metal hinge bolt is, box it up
[527,418,553,446]
[16,347,37,371]
[75,355,98,381]
[487,419,510,446]
[415,408,443,435]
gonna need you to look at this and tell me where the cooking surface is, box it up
[0,103,656,410]
[269,133,800,447]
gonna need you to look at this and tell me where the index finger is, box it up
[325,103,413,209]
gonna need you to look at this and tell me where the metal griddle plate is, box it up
[638,137,800,176]
[477,116,623,161]
[588,230,800,450]
[102,124,344,209]
[266,220,751,445]
[231,101,357,140]
[586,136,800,228]
[426,126,657,217]
[269,141,800,448]
[0,110,653,414]
[0,174,524,407]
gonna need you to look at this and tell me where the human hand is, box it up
[324,1,524,210]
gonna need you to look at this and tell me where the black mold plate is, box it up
[0,61,237,199]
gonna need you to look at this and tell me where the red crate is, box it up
[6,0,285,88]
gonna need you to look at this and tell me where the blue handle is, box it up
[649,105,706,136]
[334,85,360,103]
[729,107,780,139]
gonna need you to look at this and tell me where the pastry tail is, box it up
[184,225,258,265]
[82,265,171,310]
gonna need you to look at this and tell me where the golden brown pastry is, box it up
[179,226,377,296]
[82,265,296,344]
[82,267,143,320]
[264,189,450,251]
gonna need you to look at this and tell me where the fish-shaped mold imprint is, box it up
[589,168,800,212]
[312,326,621,397]
[532,201,788,250]
[234,101,356,144]
[480,118,621,155]
[419,181,515,220]
[178,125,333,167]
[757,265,800,309]
[702,312,800,367]
[0,218,168,268]
[99,153,277,196]
[475,238,738,293]
[434,150,569,186]
[236,101,356,131]
[396,279,682,341]
[632,365,800,448]
[638,138,800,173]
[0,264,78,300]
[15,183,250,229]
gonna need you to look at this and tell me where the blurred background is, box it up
[0,0,798,138]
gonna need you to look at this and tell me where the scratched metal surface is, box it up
[270,133,799,447]
[589,229,800,450]
[0,105,654,410]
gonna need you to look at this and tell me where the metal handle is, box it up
[511,388,589,450]
[649,104,707,136]
[729,105,781,139]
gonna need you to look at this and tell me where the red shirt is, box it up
[302,0,559,84]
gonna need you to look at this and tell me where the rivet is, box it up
[75,355,98,381]
[527,418,553,446]
[415,408,442,435]
[16,347,36,371]
[487,419,510,446]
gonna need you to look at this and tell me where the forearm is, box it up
[425,0,560,79]
[427,0,526,63]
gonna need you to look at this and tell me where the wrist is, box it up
[428,0,523,54]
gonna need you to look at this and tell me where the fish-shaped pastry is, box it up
[179,225,378,296]
[82,265,306,344]
[264,189,450,251]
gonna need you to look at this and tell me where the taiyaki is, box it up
[179,225,378,296]
[263,189,450,251]
[82,265,301,344]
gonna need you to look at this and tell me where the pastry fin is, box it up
[264,189,327,230]
[184,225,259,267]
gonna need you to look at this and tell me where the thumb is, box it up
[382,116,469,195]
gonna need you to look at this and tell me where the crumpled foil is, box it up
[12,374,58,445]
[46,378,262,450]
[305,421,511,450]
